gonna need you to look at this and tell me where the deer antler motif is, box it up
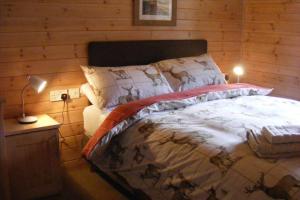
[164,172,197,200]
[206,187,218,200]
[137,67,165,86]
[244,172,300,200]
[140,164,161,186]
[209,146,242,175]
[166,66,196,86]
[159,131,211,151]
[107,140,127,169]
[138,120,157,139]
[108,69,131,80]
[118,85,140,104]
[133,145,145,164]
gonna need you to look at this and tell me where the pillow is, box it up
[81,65,173,109]
[154,54,227,92]
[80,83,98,106]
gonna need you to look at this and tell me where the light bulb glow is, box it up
[233,66,244,76]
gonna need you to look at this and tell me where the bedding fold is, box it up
[262,125,300,144]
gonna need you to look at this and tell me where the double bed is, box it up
[81,40,300,200]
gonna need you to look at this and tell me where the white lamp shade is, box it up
[28,76,47,93]
[233,66,244,76]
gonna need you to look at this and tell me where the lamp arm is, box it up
[21,83,30,118]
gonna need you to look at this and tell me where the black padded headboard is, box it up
[88,40,207,66]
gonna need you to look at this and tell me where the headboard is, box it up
[88,40,207,66]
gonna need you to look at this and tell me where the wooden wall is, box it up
[0,0,242,163]
[242,0,300,100]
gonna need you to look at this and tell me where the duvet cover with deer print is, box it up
[84,84,300,200]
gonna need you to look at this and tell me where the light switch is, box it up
[68,88,80,99]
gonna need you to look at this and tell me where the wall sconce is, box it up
[18,75,47,124]
[233,65,244,83]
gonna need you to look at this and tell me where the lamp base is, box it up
[18,116,38,124]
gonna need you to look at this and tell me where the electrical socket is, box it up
[50,90,68,102]
[50,88,80,102]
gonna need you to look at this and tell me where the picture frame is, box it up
[134,0,177,26]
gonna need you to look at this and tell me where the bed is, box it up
[82,40,300,200]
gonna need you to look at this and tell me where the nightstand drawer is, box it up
[6,129,61,200]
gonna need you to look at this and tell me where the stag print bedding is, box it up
[84,84,300,200]
[155,54,226,92]
[81,65,173,109]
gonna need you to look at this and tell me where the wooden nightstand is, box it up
[3,114,62,200]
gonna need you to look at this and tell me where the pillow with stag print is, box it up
[154,54,227,92]
[81,65,173,109]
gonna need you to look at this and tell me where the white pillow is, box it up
[81,65,173,109]
[80,83,98,106]
[155,54,227,92]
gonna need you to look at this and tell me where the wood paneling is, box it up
[0,0,243,162]
[242,0,300,100]
[0,98,10,200]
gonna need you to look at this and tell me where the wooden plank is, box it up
[245,13,300,23]
[0,31,106,47]
[0,0,131,4]
[0,72,86,91]
[49,108,85,124]
[60,147,82,162]
[0,18,241,33]
[0,100,10,200]
[0,58,86,77]
[60,134,83,150]
[5,97,89,118]
[0,42,241,63]
[244,21,300,34]
[248,4,300,15]
[243,32,300,46]
[243,50,300,68]
[0,1,241,19]
[0,30,245,48]
[0,44,87,62]
[243,60,300,78]
[59,122,84,138]
[0,3,132,18]
[243,42,300,57]
[2,88,88,107]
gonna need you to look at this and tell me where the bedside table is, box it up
[4,114,62,200]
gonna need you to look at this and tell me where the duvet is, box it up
[83,84,300,200]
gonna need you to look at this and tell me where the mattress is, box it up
[83,105,110,138]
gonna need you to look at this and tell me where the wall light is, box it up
[18,75,47,124]
[233,65,244,83]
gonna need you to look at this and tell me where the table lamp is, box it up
[18,75,47,124]
[233,65,244,83]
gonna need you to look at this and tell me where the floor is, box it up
[42,160,127,200]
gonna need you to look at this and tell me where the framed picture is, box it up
[134,0,177,26]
